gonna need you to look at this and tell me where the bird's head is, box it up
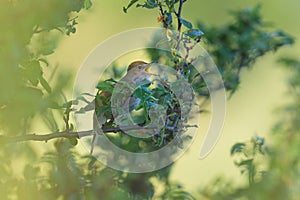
[127,61,152,74]
[122,61,153,84]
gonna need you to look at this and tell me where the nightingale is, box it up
[90,61,153,154]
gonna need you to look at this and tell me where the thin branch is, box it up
[158,2,168,28]
[0,122,198,144]
[183,38,197,65]
[176,0,184,32]
[0,130,91,143]
[0,125,158,143]
[175,0,184,51]
[166,115,180,131]
[68,16,78,22]
[33,28,47,34]
[33,27,63,34]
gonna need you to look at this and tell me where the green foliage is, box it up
[231,135,268,185]
[94,75,186,152]
[180,17,193,29]
[125,0,205,99]
[0,0,90,134]
[162,184,196,200]
[141,4,293,99]
[200,58,300,199]
[198,5,294,93]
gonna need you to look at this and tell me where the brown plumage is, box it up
[127,60,149,72]
[90,61,152,154]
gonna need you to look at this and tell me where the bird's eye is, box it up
[138,65,142,69]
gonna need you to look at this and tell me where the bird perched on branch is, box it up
[90,61,153,154]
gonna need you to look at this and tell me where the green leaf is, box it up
[87,156,97,170]
[123,0,139,13]
[39,39,57,55]
[180,18,193,29]
[236,159,253,168]
[230,142,246,155]
[136,0,158,9]
[41,110,58,131]
[84,0,92,9]
[105,78,118,83]
[133,86,150,101]
[66,26,76,35]
[166,12,172,26]
[147,0,157,5]
[76,95,90,104]
[47,100,61,109]
[38,58,49,67]
[96,81,114,91]
[68,138,78,146]
[165,0,180,8]
[62,100,78,108]
[39,76,52,93]
[25,60,43,86]
[25,87,44,99]
[185,29,204,38]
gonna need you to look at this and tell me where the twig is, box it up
[175,0,184,51]
[0,122,198,144]
[63,110,70,133]
[0,130,91,143]
[158,2,168,28]
[166,115,180,131]
[0,125,158,143]
[183,38,197,65]
[68,16,79,22]
[33,28,47,34]
[176,0,184,32]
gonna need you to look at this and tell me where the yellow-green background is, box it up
[48,0,300,192]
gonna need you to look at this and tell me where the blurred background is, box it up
[0,0,299,199]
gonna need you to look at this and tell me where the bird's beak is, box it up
[144,62,152,73]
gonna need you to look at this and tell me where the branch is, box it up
[0,125,158,143]
[0,130,91,143]
[0,122,198,144]
[176,0,184,32]
[158,2,168,28]
[175,0,184,51]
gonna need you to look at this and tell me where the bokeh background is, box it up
[46,0,299,192]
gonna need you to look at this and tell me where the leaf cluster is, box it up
[0,0,92,134]
[198,5,294,94]
[93,76,191,153]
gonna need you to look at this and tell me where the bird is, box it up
[90,61,153,154]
